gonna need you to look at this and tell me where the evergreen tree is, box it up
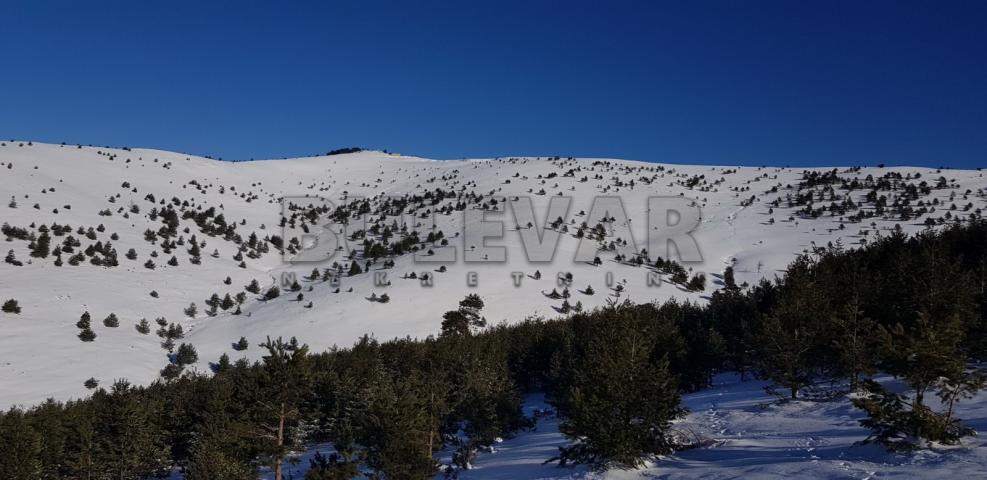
[78,328,96,342]
[264,286,280,300]
[831,295,878,390]
[62,405,98,479]
[687,273,706,291]
[2,298,21,314]
[77,311,91,329]
[555,307,681,467]
[249,337,313,480]
[880,310,966,408]
[175,343,199,366]
[185,398,255,480]
[6,249,23,266]
[91,381,169,478]
[0,408,42,480]
[160,363,183,380]
[220,293,235,311]
[30,231,51,258]
[723,265,738,291]
[708,286,758,380]
[359,372,440,479]
[440,294,486,337]
[214,353,233,373]
[186,435,256,480]
[754,266,828,399]
[136,318,151,334]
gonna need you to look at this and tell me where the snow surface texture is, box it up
[252,374,987,479]
[0,141,984,413]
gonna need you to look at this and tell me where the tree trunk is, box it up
[275,402,286,480]
[427,391,435,455]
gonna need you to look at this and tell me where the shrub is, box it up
[1,299,21,314]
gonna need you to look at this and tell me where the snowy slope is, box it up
[0,141,984,409]
[254,373,987,479]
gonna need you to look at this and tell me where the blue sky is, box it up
[1,1,984,167]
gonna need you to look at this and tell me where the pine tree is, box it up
[91,381,170,478]
[359,372,440,478]
[103,313,119,328]
[0,408,42,480]
[264,286,280,300]
[30,231,51,258]
[174,343,199,366]
[185,425,255,480]
[754,268,827,400]
[6,249,23,266]
[205,293,221,309]
[214,353,233,373]
[78,328,96,342]
[555,309,681,467]
[708,286,757,380]
[440,294,486,337]
[220,293,235,311]
[160,363,182,379]
[249,337,313,480]
[831,295,878,390]
[2,298,21,314]
[135,318,151,334]
[723,265,738,291]
[76,311,92,329]
[880,310,966,408]
[687,273,706,291]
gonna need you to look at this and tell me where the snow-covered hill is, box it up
[1,141,984,409]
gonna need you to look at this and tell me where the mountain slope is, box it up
[1,141,983,408]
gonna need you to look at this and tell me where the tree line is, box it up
[1,220,986,478]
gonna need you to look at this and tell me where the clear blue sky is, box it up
[2,1,985,167]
